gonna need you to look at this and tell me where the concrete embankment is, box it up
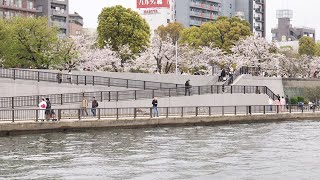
[1,113,319,136]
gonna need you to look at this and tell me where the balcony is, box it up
[190,11,218,20]
[254,16,264,22]
[51,9,67,16]
[0,4,42,13]
[255,0,264,4]
[190,19,202,26]
[190,2,221,12]
[255,8,264,13]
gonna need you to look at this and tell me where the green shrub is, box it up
[297,96,304,103]
[290,97,298,105]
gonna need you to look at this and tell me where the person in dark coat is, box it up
[185,80,191,96]
[152,97,159,117]
[221,69,226,81]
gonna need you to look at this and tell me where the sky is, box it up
[69,0,319,41]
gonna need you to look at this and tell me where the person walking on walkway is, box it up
[152,97,159,117]
[280,96,286,112]
[45,98,52,121]
[57,70,63,84]
[81,97,89,116]
[185,80,191,96]
[91,97,98,116]
[67,69,72,84]
[38,97,47,122]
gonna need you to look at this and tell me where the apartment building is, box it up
[175,0,222,27]
[0,0,40,19]
[69,12,83,36]
[0,0,69,37]
[174,0,266,37]
[35,0,69,37]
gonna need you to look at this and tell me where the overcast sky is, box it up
[69,0,318,41]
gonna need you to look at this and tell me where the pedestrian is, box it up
[274,96,280,113]
[57,69,62,84]
[38,97,47,122]
[91,97,98,116]
[221,69,226,81]
[185,80,191,96]
[280,96,286,112]
[45,98,52,121]
[285,95,289,109]
[67,69,72,84]
[81,97,89,116]
[152,97,159,117]
[269,97,274,111]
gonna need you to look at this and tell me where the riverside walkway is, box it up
[0,105,319,135]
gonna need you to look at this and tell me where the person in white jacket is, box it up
[38,97,47,121]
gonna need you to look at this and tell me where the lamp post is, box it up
[175,40,178,75]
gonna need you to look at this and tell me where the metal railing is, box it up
[0,105,318,122]
[0,85,277,109]
[0,68,183,90]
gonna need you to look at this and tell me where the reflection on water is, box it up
[1,121,320,179]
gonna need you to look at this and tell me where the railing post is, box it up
[108,78,110,87]
[134,108,137,119]
[222,106,224,116]
[58,109,61,121]
[13,69,16,80]
[152,89,155,98]
[211,85,213,94]
[134,90,137,100]
[234,106,236,115]
[166,107,169,118]
[160,83,162,89]
[37,71,40,82]
[150,108,153,118]
[98,109,101,120]
[276,105,279,114]
[60,94,63,105]
[209,106,211,116]
[196,107,198,116]
[246,106,248,115]
[181,107,184,117]
[263,105,266,114]
[12,109,14,122]
[36,109,38,122]
[231,86,233,94]
[302,106,304,113]
[198,86,201,95]
[313,106,316,113]
[100,91,103,102]
[78,109,81,120]
[244,86,246,94]
[116,108,119,119]
[84,76,87,85]
[11,97,14,109]
[116,91,119,102]
[108,92,111,102]
[249,106,252,115]
[169,89,171,97]
[93,76,95,86]
[126,79,129,88]
[289,105,292,113]
[217,86,219,94]
[143,81,146,90]
[76,75,79,85]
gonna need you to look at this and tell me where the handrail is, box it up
[0,104,317,122]
[0,85,278,109]
[0,68,184,90]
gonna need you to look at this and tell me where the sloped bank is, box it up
[0,113,319,136]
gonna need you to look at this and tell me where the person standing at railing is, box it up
[38,97,47,122]
[91,97,98,117]
[152,97,159,117]
[57,70,62,84]
[67,69,72,84]
[45,98,52,121]
[280,96,286,112]
[81,97,89,117]
[185,80,191,96]
[269,97,274,111]
[285,95,289,109]
[221,69,226,81]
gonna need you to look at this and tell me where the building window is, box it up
[230,3,232,9]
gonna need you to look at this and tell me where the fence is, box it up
[0,104,318,122]
[0,68,184,90]
[0,85,277,109]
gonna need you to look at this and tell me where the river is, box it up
[1,121,320,179]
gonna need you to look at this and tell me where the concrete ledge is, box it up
[0,112,319,136]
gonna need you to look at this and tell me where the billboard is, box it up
[137,0,170,9]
